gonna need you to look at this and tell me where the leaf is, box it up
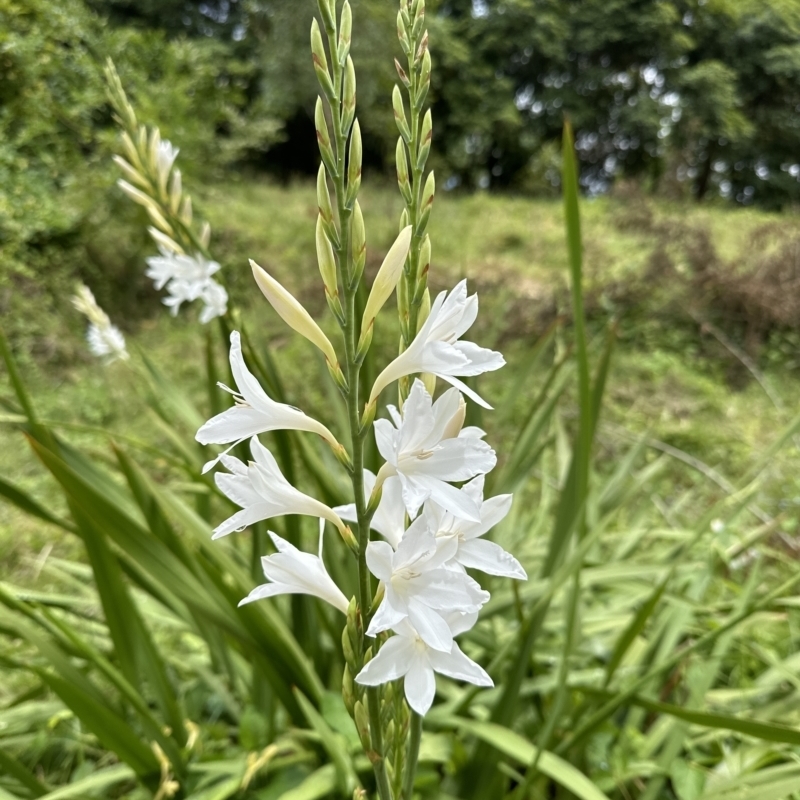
[35,764,135,800]
[277,764,337,800]
[0,747,49,796]
[0,476,74,532]
[443,718,612,800]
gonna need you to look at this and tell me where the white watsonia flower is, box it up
[213,436,348,539]
[366,516,489,651]
[153,137,179,186]
[240,531,349,614]
[368,280,505,409]
[197,331,340,472]
[334,472,406,548]
[356,616,492,716]
[374,380,496,521]
[425,475,526,580]
[199,280,228,324]
[71,284,129,363]
[87,323,129,362]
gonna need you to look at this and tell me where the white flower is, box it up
[424,475,526,579]
[197,331,340,472]
[356,617,492,715]
[368,280,505,409]
[199,280,228,324]
[213,436,347,539]
[374,380,496,521]
[334,472,406,548]
[154,139,179,185]
[87,323,129,362]
[366,516,489,651]
[239,531,349,614]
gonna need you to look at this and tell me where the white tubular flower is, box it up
[334,472,406,549]
[145,249,221,293]
[373,380,496,521]
[213,436,348,539]
[356,617,492,716]
[425,475,526,580]
[197,331,341,472]
[368,280,505,409]
[154,139,179,186]
[239,531,349,614]
[366,516,489,651]
[72,284,129,363]
[199,280,228,324]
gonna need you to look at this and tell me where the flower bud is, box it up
[120,132,144,173]
[399,208,410,233]
[392,85,411,142]
[200,221,211,249]
[359,226,412,351]
[179,195,193,226]
[395,138,412,204]
[148,227,183,254]
[396,10,411,55]
[317,0,335,30]
[328,359,349,394]
[346,120,362,206]
[311,19,335,98]
[417,49,432,108]
[147,204,173,235]
[354,701,371,754]
[117,179,156,210]
[412,0,425,20]
[394,58,410,88]
[342,663,356,716]
[360,398,377,432]
[316,164,338,244]
[168,169,182,215]
[351,201,366,286]
[341,56,356,134]
[417,109,432,170]
[112,155,147,189]
[338,1,352,63]
[418,170,435,233]
[315,215,339,300]
[250,259,340,370]
[147,127,162,176]
[315,97,337,176]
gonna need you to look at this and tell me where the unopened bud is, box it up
[168,169,182,215]
[147,205,173,235]
[353,788,367,800]
[317,0,335,31]
[342,56,356,134]
[417,109,433,170]
[147,127,162,178]
[333,442,353,471]
[112,155,147,189]
[200,221,211,249]
[346,120,362,206]
[342,664,356,716]
[338,2,352,63]
[327,359,349,394]
[360,398,377,432]
[394,58,410,88]
[351,201,366,286]
[316,164,338,244]
[418,170,435,232]
[399,208,410,233]
[311,19,335,98]
[392,85,411,142]
[412,0,425,20]
[315,97,337,176]
[120,133,143,173]
[179,195,193,226]
[417,50,432,108]
[396,138,412,204]
[316,216,339,297]
[354,701,371,753]
[342,625,356,669]
[369,583,385,614]
[397,10,411,54]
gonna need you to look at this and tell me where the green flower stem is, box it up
[320,9,392,799]
[401,711,423,800]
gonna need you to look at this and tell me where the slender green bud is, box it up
[392,85,412,142]
[417,234,431,290]
[397,10,411,54]
[342,624,356,671]
[399,208,410,233]
[395,138,412,204]
[311,19,335,98]
[147,205,173,235]
[316,216,342,319]
[412,15,426,46]
[417,49,432,108]
[338,1,352,64]
[342,56,356,134]
[412,0,425,19]
[418,170,435,232]
[342,664,356,716]
[354,788,367,800]
[417,109,433,170]
[351,201,366,286]
[315,97,337,176]
[394,58,410,88]
[200,221,211,249]
[360,398,378,432]
[354,701,371,753]
[179,195,192,226]
[168,169,182,215]
[347,120,362,206]
[317,0,335,31]
[316,164,338,245]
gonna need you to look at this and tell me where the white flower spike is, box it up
[373,380,496,521]
[240,531,349,614]
[71,284,129,363]
[356,617,492,716]
[197,332,341,472]
[425,475,526,579]
[366,516,489,651]
[213,436,349,540]
[368,279,505,409]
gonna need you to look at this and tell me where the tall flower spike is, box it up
[240,531,349,614]
[72,285,129,363]
[424,475,526,579]
[372,380,496,521]
[196,331,344,473]
[366,516,488,651]
[368,280,505,409]
[213,436,350,542]
[356,617,491,716]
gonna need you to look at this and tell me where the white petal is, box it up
[407,597,453,652]
[451,341,505,376]
[355,636,415,685]
[457,539,527,579]
[415,438,496,483]
[366,541,395,583]
[367,596,407,636]
[436,374,493,410]
[428,641,493,686]
[424,478,482,522]
[371,476,406,548]
[398,474,433,519]
[374,419,397,464]
[212,504,274,538]
[404,657,437,715]
[460,494,513,540]
[196,406,274,445]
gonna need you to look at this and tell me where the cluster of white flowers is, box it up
[71,284,129,363]
[145,247,228,323]
[199,278,523,716]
